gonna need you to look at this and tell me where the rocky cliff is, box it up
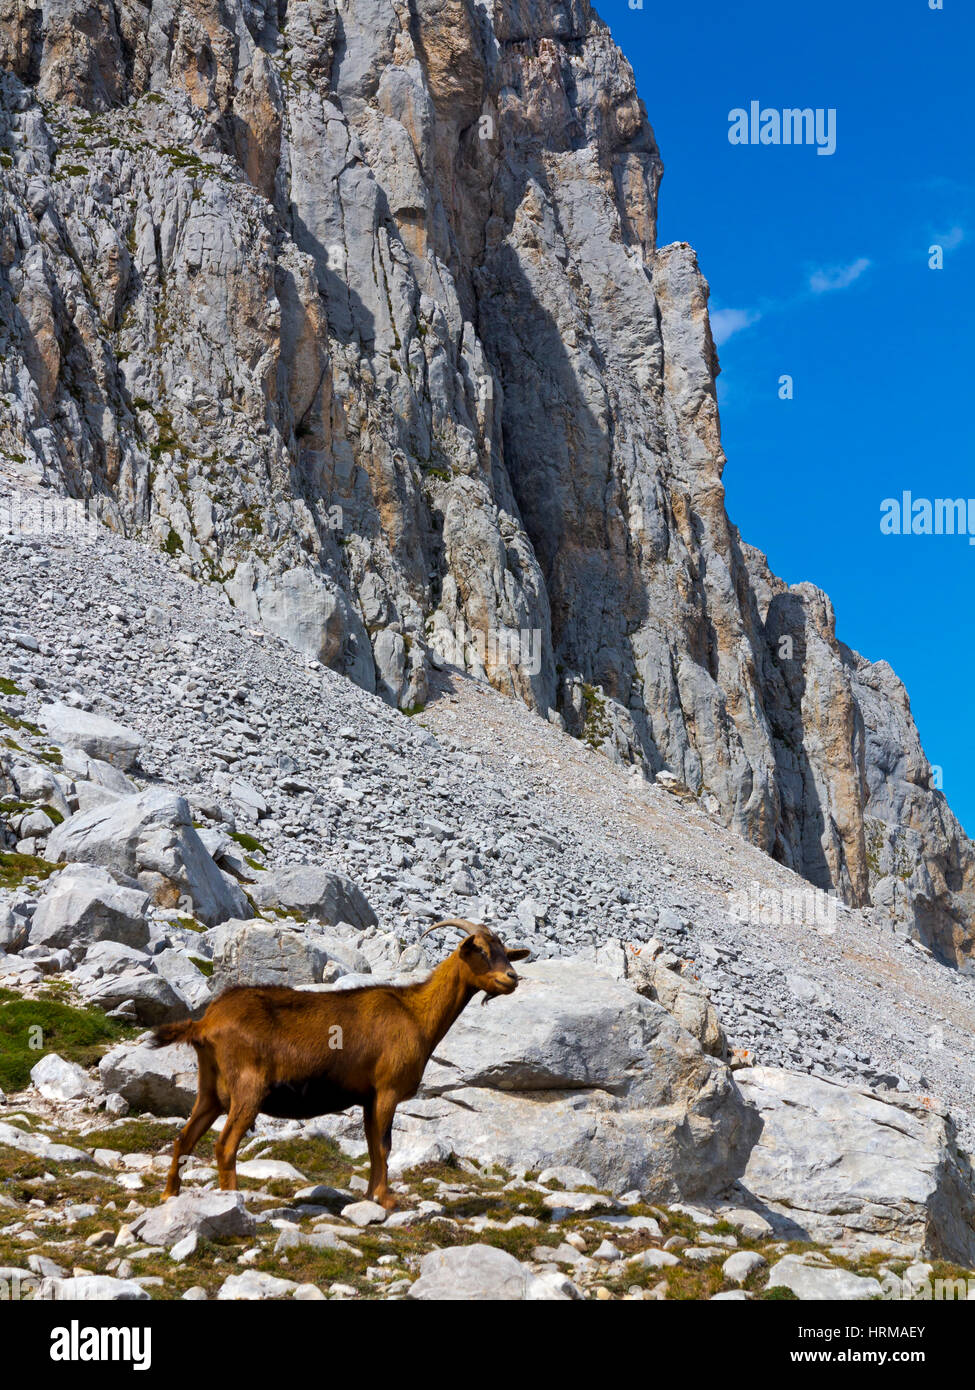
[1,0,972,963]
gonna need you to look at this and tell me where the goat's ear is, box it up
[505,948,531,962]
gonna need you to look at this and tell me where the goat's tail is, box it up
[149,1018,200,1049]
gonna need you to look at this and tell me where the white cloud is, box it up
[710,307,761,346]
[808,257,871,294]
[933,226,964,251]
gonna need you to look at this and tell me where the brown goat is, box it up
[150,920,529,1210]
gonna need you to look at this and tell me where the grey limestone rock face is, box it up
[736,1066,975,1267]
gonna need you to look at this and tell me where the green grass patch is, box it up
[260,1135,352,1189]
[0,677,24,696]
[229,830,266,855]
[0,995,136,1091]
[63,1117,207,1158]
[0,851,61,891]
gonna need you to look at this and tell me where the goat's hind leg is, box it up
[214,1075,264,1191]
[164,1052,222,1200]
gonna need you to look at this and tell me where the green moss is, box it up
[163,527,184,557]
[61,164,89,177]
[0,677,23,696]
[189,956,213,978]
[0,995,135,1091]
[230,830,266,855]
[0,851,61,891]
[237,505,264,535]
[581,683,611,750]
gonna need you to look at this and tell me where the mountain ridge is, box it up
[0,0,972,964]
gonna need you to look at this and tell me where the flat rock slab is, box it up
[408,1244,569,1301]
[36,1275,150,1300]
[236,1159,307,1183]
[766,1255,882,1301]
[0,1121,90,1163]
[39,703,143,771]
[217,1270,299,1300]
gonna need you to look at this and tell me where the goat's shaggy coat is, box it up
[150,921,529,1209]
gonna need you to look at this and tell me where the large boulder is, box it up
[402,958,758,1199]
[59,745,137,795]
[249,864,377,929]
[81,967,187,1024]
[29,866,150,950]
[39,703,143,771]
[208,920,328,989]
[736,1067,975,1265]
[46,789,250,926]
[131,1192,256,1248]
[152,948,213,1013]
[99,1040,199,1115]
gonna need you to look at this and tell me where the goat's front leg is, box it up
[364,1090,399,1212]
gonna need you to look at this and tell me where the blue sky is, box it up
[604,0,975,835]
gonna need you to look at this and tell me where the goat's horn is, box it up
[417,919,476,941]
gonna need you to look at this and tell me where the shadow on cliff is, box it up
[470,177,652,711]
[759,587,834,891]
